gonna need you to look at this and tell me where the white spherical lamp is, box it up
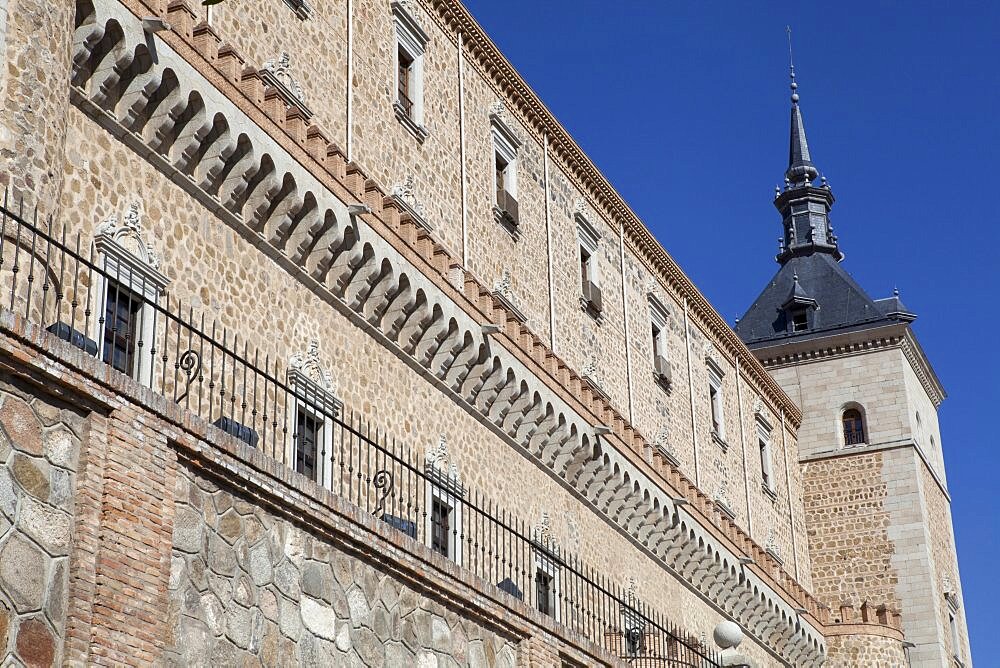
[713,620,743,650]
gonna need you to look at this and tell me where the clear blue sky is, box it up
[463,0,998,661]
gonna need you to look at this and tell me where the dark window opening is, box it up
[791,309,808,332]
[709,384,721,434]
[580,247,592,288]
[295,407,321,480]
[651,324,662,358]
[397,47,414,117]
[624,625,646,656]
[842,408,866,445]
[431,497,452,558]
[535,568,555,617]
[102,282,142,375]
[759,438,771,488]
[495,154,509,205]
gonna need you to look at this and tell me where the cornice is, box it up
[753,323,946,408]
[427,0,801,427]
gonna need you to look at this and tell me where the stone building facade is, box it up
[0,0,965,665]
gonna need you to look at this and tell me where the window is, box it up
[648,293,671,385]
[424,438,465,565]
[430,496,452,557]
[532,549,560,621]
[842,408,866,446]
[707,364,725,442]
[286,341,340,489]
[294,406,322,480]
[791,309,808,332]
[392,1,428,140]
[757,421,775,495]
[491,109,521,237]
[93,203,169,387]
[102,281,143,376]
[949,611,960,659]
[535,568,555,617]
[576,209,602,316]
[396,47,414,117]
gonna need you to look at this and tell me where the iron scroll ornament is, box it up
[175,349,202,403]
[373,469,393,519]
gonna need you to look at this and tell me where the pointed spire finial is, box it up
[787,26,799,104]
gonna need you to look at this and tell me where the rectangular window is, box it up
[294,406,322,481]
[430,497,452,557]
[286,368,340,491]
[649,293,671,385]
[950,611,960,658]
[791,309,808,332]
[709,378,723,437]
[576,211,602,316]
[392,1,428,139]
[759,435,773,490]
[397,47,414,118]
[495,153,510,206]
[102,282,142,376]
[535,568,555,617]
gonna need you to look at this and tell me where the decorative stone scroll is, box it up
[491,270,527,323]
[653,426,679,466]
[95,201,160,270]
[533,511,557,550]
[765,528,783,563]
[289,340,334,393]
[424,435,463,494]
[260,52,313,120]
[390,174,431,231]
[713,459,734,518]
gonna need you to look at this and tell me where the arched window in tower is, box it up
[842,408,866,446]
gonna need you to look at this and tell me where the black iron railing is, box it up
[0,193,720,667]
[843,428,865,446]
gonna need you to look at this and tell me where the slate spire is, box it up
[785,67,819,187]
[773,60,842,264]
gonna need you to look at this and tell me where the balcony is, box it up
[493,189,520,239]
[0,194,721,667]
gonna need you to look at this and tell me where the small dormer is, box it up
[779,273,817,334]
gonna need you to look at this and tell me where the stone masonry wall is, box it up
[0,380,86,667]
[920,464,971,664]
[825,633,906,667]
[801,452,897,610]
[167,461,519,667]
[52,101,790,667]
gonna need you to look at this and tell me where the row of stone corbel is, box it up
[69,1,826,663]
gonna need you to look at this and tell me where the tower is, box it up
[735,68,972,665]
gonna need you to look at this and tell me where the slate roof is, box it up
[735,253,915,347]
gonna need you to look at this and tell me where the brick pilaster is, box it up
[86,409,177,666]
[63,411,108,667]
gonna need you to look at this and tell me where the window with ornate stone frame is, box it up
[531,514,561,622]
[706,357,727,447]
[285,341,341,490]
[756,417,776,498]
[576,208,603,320]
[92,202,168,387]
[392,1,429,141]
[944,582,963,663]
[424,437,464,566]
[491,104,521,239]
[648,292,671,387]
